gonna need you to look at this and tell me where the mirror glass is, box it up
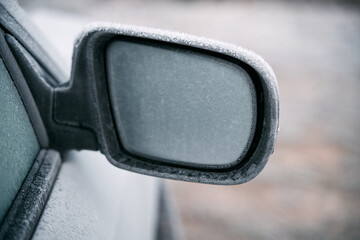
[106,39,256,167]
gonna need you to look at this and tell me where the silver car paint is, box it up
[33,150,160,240]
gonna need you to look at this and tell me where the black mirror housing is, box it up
[54,24,279,185]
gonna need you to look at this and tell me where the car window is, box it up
[0,57,39,222]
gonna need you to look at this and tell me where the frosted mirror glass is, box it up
[106,39,257,167]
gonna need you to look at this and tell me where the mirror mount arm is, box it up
[53,31,117,153]
[52,82,99,152]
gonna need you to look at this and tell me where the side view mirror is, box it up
[49,25,279,184]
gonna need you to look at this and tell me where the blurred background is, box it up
[18,0,360,239]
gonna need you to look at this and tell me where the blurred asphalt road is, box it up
[20,0,360,239]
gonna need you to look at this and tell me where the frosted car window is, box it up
[106,40,256,167]
[0,58,39,222]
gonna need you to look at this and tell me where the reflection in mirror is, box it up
[106,39,256,167]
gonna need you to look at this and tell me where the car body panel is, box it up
[33,150,160,240]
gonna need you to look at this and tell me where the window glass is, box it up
[0,57,39,222]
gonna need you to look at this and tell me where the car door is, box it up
[0,1,170,239]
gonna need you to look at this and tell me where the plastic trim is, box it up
[0,149,61,240]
